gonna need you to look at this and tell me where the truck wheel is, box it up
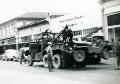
[43,54,48,68]
[74,50,86,62]
[102,49,110,60]
[27,54,33,66]
[53,54,65,69]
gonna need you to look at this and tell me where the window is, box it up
[107,13,120,26]
[5,27,7,35]
[78,30,82,35]
[21,36,31,42]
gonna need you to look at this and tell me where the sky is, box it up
[0,0,102,25]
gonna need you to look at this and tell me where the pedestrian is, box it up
[19,46,25,64]
[114,39,120,70]
[46,42,54,72]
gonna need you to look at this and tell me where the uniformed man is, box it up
[67,29,73,42]
[41,35,48,51]
[63,25,68,43]
[46,42,54,72]
[19,47,25,64]
[115,39,120,70]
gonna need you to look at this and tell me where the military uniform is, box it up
[67,29,73,42]
[63,25,68,43]
[19,48,25,64]
[46,42,53,72]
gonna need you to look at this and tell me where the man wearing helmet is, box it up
[46,42,54,72]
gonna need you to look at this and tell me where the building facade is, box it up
[0,12,63,51]
[0,12,49,50]
[100,0,120,42]
[17,20,49,47]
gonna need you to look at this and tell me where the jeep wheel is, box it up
[27,54,33,66]
[53,54,65,69]
[74,50,86,62]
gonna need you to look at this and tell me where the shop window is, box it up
[21,36,31,42]
[107,13,120,26]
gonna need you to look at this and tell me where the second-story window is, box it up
[12,23,15,33]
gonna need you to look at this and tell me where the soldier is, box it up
[67,29,73,42]
[115,39,120,70]
[46,42,54,72]
[63,25,68,43]
[19,46,25,64]
[41,35,48,51]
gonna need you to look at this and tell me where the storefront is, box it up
[100,0,120,42]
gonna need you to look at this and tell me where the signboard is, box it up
[50,14,101,33]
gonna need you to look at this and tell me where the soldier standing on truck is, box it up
[46,42,54,72]
[63,25,68,43]
[67,28,73,42]
[115,39,120,70]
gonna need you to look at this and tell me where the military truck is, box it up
[81,27,112,64]
[27,27,112,69]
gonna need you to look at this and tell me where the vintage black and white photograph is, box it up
[0,0,120,84]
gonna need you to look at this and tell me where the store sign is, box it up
[50,14,86,32]
[59,16,84,23]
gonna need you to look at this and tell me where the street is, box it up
[0,57,120,84]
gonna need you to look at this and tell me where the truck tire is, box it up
[27,54,33,66]
[74,50,86,62]
[43,54,48,68]
[74,50,87,67]
[102,49,110,60]
[53,54,65,69]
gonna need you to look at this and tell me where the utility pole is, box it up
[15,28,19,51]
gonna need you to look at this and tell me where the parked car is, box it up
[1,49,18,61]
[14,47,30,62]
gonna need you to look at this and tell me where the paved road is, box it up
[0,57,120,84]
